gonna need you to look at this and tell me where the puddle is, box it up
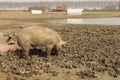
[50,17,120,25]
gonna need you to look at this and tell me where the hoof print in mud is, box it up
[76,70,96,78]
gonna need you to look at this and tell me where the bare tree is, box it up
[118,1,120,9]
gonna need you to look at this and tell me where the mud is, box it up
[0,24,120,80]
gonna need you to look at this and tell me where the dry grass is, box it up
[0,10,120,31]
[0,11,120,18]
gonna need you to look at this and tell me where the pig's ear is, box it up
[61,41,68,45]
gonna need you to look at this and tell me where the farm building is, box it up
[30,10,42,14]
[67,9,84,15]
[56,6,66,11]
[28,7,48,14]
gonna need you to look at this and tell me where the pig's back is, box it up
[17,26,62,43]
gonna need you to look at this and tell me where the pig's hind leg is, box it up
[21,43,31,60]
[46,44,53,58]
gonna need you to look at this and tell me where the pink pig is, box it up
[16,26,67,59]
[0,44,19,55]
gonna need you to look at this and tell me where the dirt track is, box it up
[0,24,120,80]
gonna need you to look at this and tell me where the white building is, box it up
[67,9,84,15]
[31,10,42,14]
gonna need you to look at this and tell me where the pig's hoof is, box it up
[26,57,31,60]
[46,56,51,61]
[23,56,31,60]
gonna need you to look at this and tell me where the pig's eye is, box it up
[8,43,15,45]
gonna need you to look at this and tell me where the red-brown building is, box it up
[56,6,66,11]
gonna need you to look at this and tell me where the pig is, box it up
[16,26,67,59]
[0,32,9,44]
[0,31,20,55]
[0,44,20,55]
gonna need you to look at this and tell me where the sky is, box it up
[0,0,119,2]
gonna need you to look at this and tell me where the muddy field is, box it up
[0,24,120,80]
[0,11,120,80]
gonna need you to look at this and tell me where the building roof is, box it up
[28,7,46,10]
